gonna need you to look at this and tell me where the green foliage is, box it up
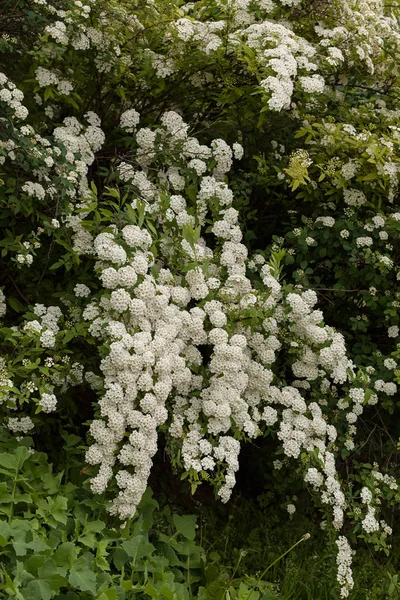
[0,428,208,599]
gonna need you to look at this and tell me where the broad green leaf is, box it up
[27,538,51,552]
[38,559,66,592]
[0,481,13,503]
[121,535,155,562]
[68,557,97,593]
[172,514,197,541]
[97,589,118,600]
[23,579,53,600]
[53,542,79,568]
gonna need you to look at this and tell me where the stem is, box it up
[244,534,311,600]
[230,552,245,581]
[8,473,17,524]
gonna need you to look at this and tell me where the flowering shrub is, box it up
[2,0,400,597]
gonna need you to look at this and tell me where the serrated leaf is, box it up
[54,542,78,568]
[172,514,197,541]
[0,481,13,503]
[69,558,97,594]
[27,538,51,552]
[38,559,66,592]
[37,495,69,525]
[121,535,155,562]
[24,579,53,600]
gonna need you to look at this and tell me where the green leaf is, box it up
[37,495,69,525]
[27,538,51,552]
[38,559,66,592]
[112,547,128,571]
[0,521,11,547]
[43,87,54,102]
[121,535,155,562]
[69,557,97,594]
[6,296,26,313]
[24,579,53,600]
[0,481,13,503]
[97,589,118,600]
[172,514,197,541]
[53,542,79,568]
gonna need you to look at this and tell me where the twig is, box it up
[7,273,29,304]
[303,287,374,293]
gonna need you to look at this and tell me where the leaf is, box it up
[260,591,280,600]
[112,547,128,571]
[0,452,18,471]
[0,520,11,547]
[37,495,69,525]
[43,87,54,102]
[121,535,155,562]
[38,559,67,592]
[0,481,13,503]
[172,514,197,541]
[24,579,53,600]
[53,542,79,568]
[69,557,97,594]
[97,589,118,600]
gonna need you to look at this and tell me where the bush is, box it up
[1,0,400,597]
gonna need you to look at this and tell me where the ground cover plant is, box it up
[1,0,400,597]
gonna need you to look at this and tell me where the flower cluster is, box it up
[56,116,363,591]
[0,72,28,120]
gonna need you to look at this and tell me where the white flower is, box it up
[232,143,244,160]
[315,216,335,227]
[343,188,366,207]
[120,109,140,132]
[39,392,57,413]
[360,487,372,504]
[40,329,56,348]
[74,283,91,297]
[356,237,373,248]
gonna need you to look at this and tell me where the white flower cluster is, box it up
[39,392,58,413]
[316,0,400,76]
[45,20,69,45]
[120,109,140,132]
[22,304,63,349]
[356,236,373,248]
[315,216,335,227]
[341,160,359,180]
[374,379,397,396]
[335,536,354,598]
[388,325,399,338]
[7,416,35,434]
[53,114,105,195]
[0,290,5,317]
[343,188,367,207]
[1,74,105,227]
[357,482,393,538]
[74,283,91,297]
[22,182,46,201]
[0,72,28,120]
[35,66,73,96]
[61,114,368,552]
[235,21,320,111]
[172,17,225,54]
